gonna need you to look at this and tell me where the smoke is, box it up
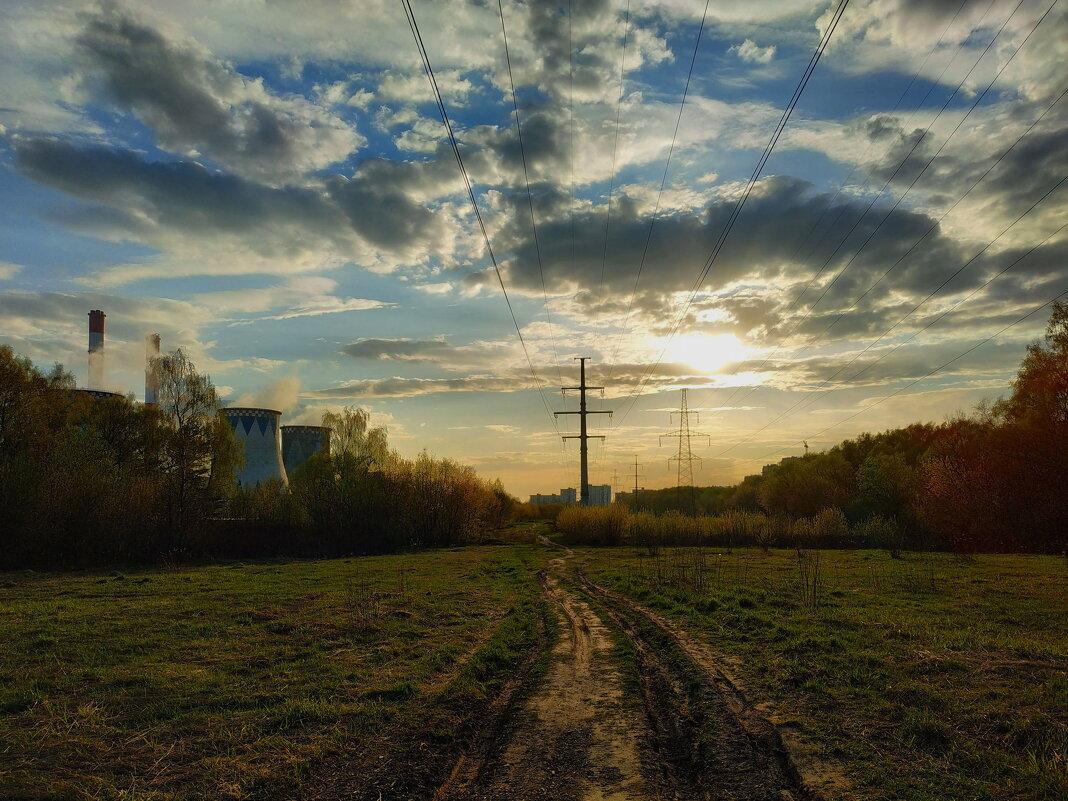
[234,376,301,412]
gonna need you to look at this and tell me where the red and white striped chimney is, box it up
[145,333,161,407]
[88,310,106,390]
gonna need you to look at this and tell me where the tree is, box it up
[759,453,854,517]
[151,349,239,546]
[856,453,918,521]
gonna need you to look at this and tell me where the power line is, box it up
[497,0,564,387]
[755,285,1068,461]
[779,0,1042,340]
[614,0,852,427]
[568,0,576,307]
[713,175,1068,458]
[713,0,986,407]
[400,0,559,431]
[717,0,1052,412]
[777,0,975,282]
[604,0,712,385]
[595,0,633,301]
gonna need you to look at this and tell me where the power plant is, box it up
[223,407,289,488]
[76,309,331,489]
[145,332,160,407]
[281,425,331,477]
[88,309,106,390]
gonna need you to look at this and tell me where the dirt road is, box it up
[437,549,817,801]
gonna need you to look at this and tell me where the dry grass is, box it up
[0,546,552,800]
[578,547,1068,801]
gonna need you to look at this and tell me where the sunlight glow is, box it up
[666,333,749,374]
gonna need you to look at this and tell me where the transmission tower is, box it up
[659,389,709,515]
[629,455,644,511]
[556,357,612,506]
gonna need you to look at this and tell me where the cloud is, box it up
[307,373,533,399]
[74,3,363,182]
[194,277,391,321]
[729,39,777,64]
[0,262,25,281]
[341,337,514,368]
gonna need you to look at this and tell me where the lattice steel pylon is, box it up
[659,389,710,515]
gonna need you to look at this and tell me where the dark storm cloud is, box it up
[470,175,970,312]
[325,170,443,251]
[13,138,346,249]
[11,137,453,261]
[74,3,359,182]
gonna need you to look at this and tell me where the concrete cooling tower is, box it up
[281,425,331,477]
[223,407,288,488]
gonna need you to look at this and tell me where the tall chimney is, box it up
[88,310,106,390]
[145,333,161,407]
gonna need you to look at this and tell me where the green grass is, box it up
[0,545,552,800]
[576,547,1068,801]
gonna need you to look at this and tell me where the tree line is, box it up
[0,347,512,569]
[616,302,1068,554]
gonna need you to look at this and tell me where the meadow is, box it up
[576,546,1068,801]
[2,540,1065,800]
[0,544,552,800]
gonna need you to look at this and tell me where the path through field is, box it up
[436,547,814,801]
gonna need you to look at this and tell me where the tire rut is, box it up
[437,555,659,801]
[437,542,823,801]
[576,570,822,801]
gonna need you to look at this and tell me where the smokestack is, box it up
[145,333,161,407]
[88,310,106,390]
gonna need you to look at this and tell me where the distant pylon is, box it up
[659,389,710,515]
[630,455,644,511]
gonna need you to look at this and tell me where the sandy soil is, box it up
[438,555,663,801]
[438,547,820,801]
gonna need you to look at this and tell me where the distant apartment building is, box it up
[588,484,612,506]
[528,485,611,506]
[762,456,800,475]
[529,488,577,505]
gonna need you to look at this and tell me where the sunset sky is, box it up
[1,0,1065,497]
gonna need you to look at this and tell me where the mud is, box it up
[438,556,660,800]
[437,548,825,801]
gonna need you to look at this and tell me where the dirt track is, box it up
[437,548,818,801]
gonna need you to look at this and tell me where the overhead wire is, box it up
[718,0,989,408]
[604,0,712,386]
[399,0,560,432]
[754,284,1068,461]
[598,0,712,486]
[595,0,633,301]
[712,171,1068,458]
[717,0,1021,411]
[714,0,1056,429]
[497,0,564,388]
[613,0,852,428]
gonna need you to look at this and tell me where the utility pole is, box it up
[630,455,643,511]
[556,357,612,506]
[659,389,710,516]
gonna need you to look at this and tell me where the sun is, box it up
[666,333,748,374]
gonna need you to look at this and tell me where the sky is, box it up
[1,0,1066,498]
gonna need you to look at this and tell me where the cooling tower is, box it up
[223,407,288,488]
[145,333,161,407]
[281,425,331,477]
[88,310,105,390]
[71,388,124,402]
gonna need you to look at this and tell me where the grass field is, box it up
[3,541,1065,800]
[576,547,1068,801]
[0,543,553,800]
